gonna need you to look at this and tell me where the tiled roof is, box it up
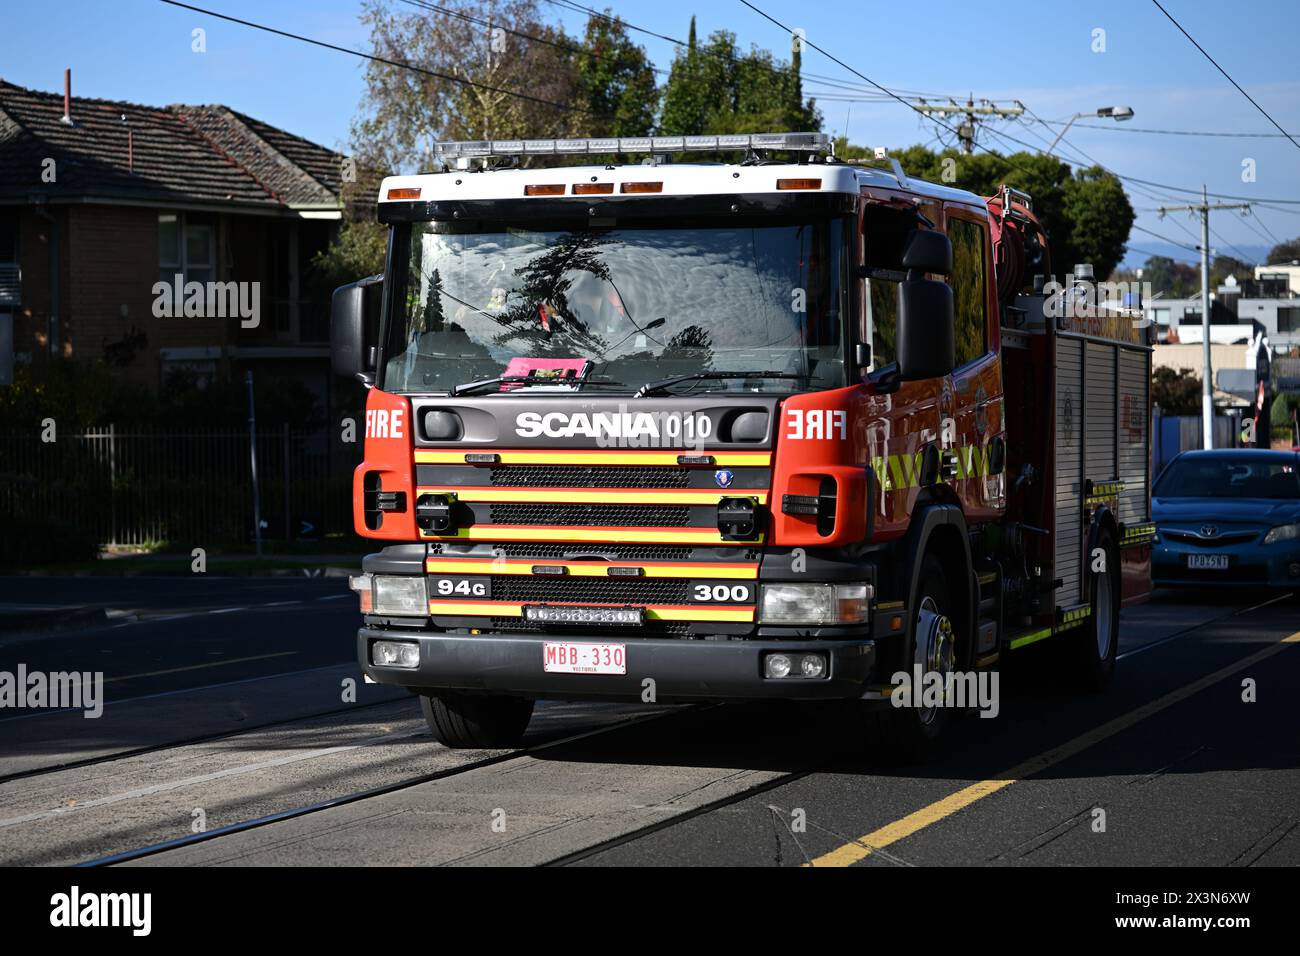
[0,79,343,213]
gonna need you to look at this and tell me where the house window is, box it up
[1279,307,1299,333]
[0,210,18,312]
[1151,307,1170,326]
[158,213,214,286]
[947,217,989,367]
[1184,307,1202,323]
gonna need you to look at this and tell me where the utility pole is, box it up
[914,97,1025,155]
[1156,188,1250,449]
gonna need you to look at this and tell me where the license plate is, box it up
[1188,554,1229,570]
[543,642,626,675]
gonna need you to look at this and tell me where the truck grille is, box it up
[489,503,691,527]
[489,617,693,638]
[490,575,690,604]
[490,465,691,488]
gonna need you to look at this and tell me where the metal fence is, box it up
[0,425,360,547]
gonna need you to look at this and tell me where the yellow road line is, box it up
[103,652,297,685]
[808,629,1300,867]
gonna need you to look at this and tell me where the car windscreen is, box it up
[1154,457,1300,500]
[380,215,850,394]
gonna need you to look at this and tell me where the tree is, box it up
[1152,366,1203,416]
[659,20,819,136]
[1265,237,1300,265]
[1210,254,1254,289]
[351,0,581,176]
[1273,390,1300,443]
[576,12,656,137]
[1141,255,1199,298]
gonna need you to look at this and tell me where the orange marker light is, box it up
[386,187,421,200]
[620,182,664,194]
[776,178,822,190]
[524,184,566,196]
[573,182,614,195]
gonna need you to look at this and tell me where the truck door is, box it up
[859,198,944,536]
[942,204,1005,521]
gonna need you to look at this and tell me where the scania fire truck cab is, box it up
[334,132,1153,758]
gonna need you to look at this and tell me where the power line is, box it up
[1041,119,1294,139]
[400,0,669,78]
[1126,245,1201,265]
[1131,223,1200,252]
[543,0,957,102]
[734,1,1045,183]
[1151,0,1300,152]
[156,0,602,116]
[738,0,1300,210]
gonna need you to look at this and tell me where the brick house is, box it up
[0,73,353,412]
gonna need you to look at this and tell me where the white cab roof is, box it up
[377,162,986,209]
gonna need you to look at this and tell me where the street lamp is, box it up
[1046,106,1134,155]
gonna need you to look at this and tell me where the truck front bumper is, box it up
[359,628,877,702]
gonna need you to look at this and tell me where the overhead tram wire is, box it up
[1130,223,1201,253]
[731,2,1300,211]
[1151,0,1300,153]
[155,0,608,119]
[399,0,673,79]
[1038,119,1295,139]
[403,0,908,111]
[1127,245,1202,266]
[541,0,973,109]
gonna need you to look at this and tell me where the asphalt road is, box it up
[0,578,1296,867]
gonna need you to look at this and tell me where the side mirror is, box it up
[897,231,955,381]
[331,274,382,383]
[901,228,952,276]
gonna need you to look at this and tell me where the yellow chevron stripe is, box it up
[414,450,771,466]
[424,558,758,579]
[869,441,997,492]
[416,487,768,505]
[427,601,754,622]
[421,526,762,545]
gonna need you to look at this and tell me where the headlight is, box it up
[372,575,429,616]
[1263,523,1300,545]
[760,582,872,625]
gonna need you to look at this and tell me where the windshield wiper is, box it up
[449,375,623,396]
[633,370,807,398]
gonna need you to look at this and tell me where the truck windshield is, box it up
[381,216,849,394]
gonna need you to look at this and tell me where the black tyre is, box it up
[1071,527,1119,692]
[873,555,958,763]
[420,692,534,748]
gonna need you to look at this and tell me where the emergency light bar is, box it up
[433,132,832,161]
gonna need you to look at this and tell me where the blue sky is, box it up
[3,0,1298,266]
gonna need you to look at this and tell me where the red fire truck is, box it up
[334,132,1153,758]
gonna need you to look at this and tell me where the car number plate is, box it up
[543,642,626,675]
[1187,554,1229,570]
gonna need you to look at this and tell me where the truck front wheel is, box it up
[873,555,957,762]
[420,692,534,749]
